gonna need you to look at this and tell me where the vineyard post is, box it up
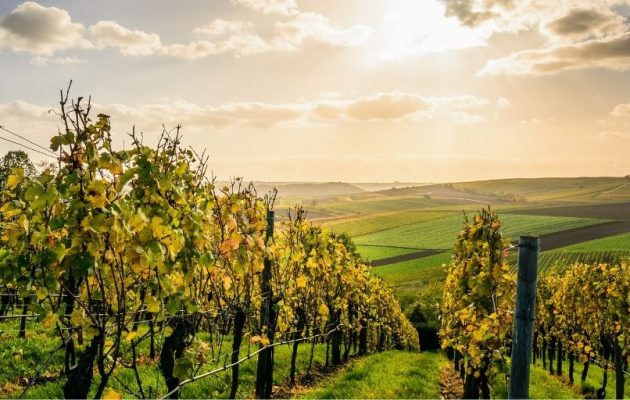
[255,209,275,399]
[509,235,539,400]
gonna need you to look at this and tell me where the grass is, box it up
[531,354,630,399]
[372,252,451,287]
[321,211,448,237]
[354,214,601,250]
[300,350,447,399]
[1,321,328,399]
[356,245,419,261]
[490,362,581,399]
[311,197,447,216]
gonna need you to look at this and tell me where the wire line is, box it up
[0,135,57,159]
[0,125,56,155]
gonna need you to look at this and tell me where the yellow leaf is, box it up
[125,331,137,342]
[6,168,24,189]
[151,216,165,239]
[318,304,329,317]
[70,309,83,326]
[296,276,307,288]
[103,388,122,400]
[250,335,262,344]
[223,276,232,291]
[36,286,49,300]
[88,194,108,209]
[129,210,148,232]
[42,313,59,329]
[145,295,161,313]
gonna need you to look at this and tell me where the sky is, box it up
[1,0,630,182]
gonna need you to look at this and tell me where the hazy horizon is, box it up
[2,0,630,182]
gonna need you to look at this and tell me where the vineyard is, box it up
[0,94,417,399]
[1,95,630,399]
[438,210,630,399]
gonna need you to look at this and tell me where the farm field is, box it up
[451,177,630,203]
[352,214,602,250]
[536,232,630,273]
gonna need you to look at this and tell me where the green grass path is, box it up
[301,350,447,399]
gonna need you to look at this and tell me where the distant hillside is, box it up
[253,182,365,198]
[351,182,431,192]
[376,184,501,203]
[451,177,630,203]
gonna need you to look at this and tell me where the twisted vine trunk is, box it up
[290,308,306,386]
[358,318,368,356]
[581,359,589,383]
[556,341,563,377]
[63,334,101,399]
[159,317,196,399]
[18,295,31,338]
[596,336,611,399]
[614,335,624,400]
[548,336,556,375]
[229,308,246,399]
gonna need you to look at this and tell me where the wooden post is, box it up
[509,236,539,400]
[255,210,275,399]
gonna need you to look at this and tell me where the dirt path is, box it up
[507,201,630,220]
[369,249,444,267]
[538,220,630,251]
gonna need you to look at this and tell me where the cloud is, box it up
[611,102,630,118]
[29,55,86,66]
[0,2,370,60]
[89,21,163,56]
[344,92,428,121]
[230,0,298,16]
[441,0,514,28]
[497,97,511,108]
[101,99,307,129]
[0,92,495,143]
[477,33,630,76]
[0,1,91,55]
[545,8,626,40]
[591,130,630,141]
[274,12,373,48]
[193,19,254,37]
[310,93,490,124]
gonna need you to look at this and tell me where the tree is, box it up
[0,150,35,187]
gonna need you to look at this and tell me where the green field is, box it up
[535,232,630,272]
[354,214,602,250]
[309,196,448,216]
[372,252,451,287]
[322,210,448,237]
